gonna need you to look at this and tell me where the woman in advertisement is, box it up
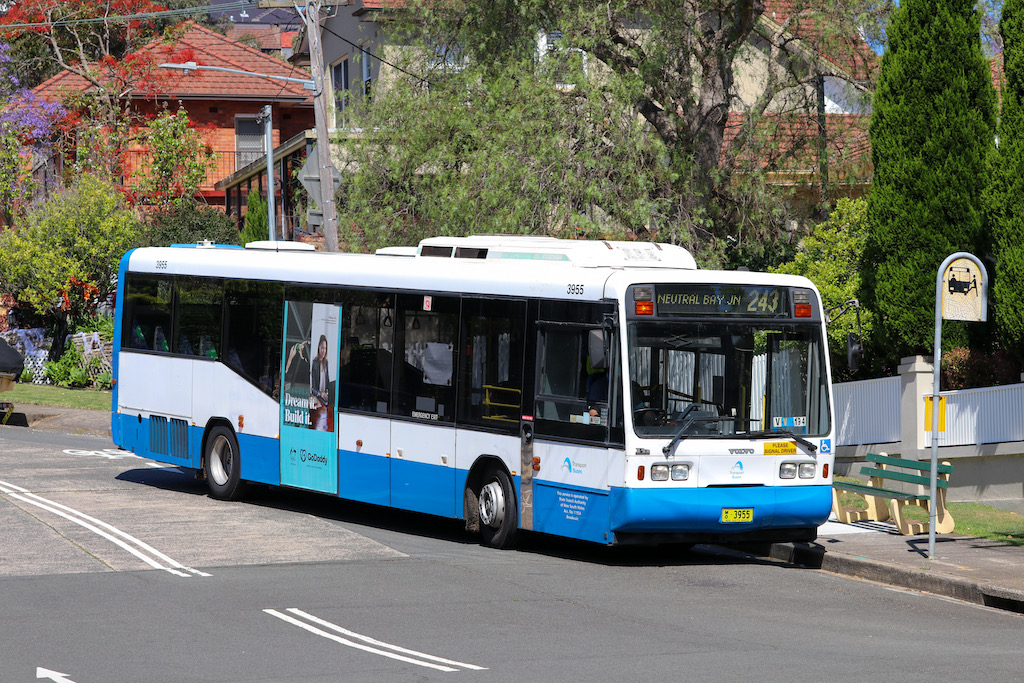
[310,334,330,431]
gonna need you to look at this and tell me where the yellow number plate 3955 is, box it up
[721,508,754,523]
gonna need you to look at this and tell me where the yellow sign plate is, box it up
[721,508,754,523]
[764,442,797,455]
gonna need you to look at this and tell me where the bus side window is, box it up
[338,292,394,414]
[175,277,223,359]
[224,280,283,397]
[393,294,459,422]
[122,275,172,353]
[457,298,526,432]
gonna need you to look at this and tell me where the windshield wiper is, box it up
[742,429,818,453]
[661,408,754,455]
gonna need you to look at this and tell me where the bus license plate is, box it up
[721,508,754,523]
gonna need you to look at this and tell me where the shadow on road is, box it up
[116,464,788,570]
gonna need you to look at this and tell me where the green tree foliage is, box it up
[0,174,142,326]
[337,61,660,253]
[335,0,876,265]
[134,103,217,207]
[240,191,269,245]
[863,0,996,360]
[992,0,1024,358]
[773,198,874,380]
[142,201,240,246]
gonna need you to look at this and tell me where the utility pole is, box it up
[302,0,340,252]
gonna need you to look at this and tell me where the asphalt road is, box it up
[2,427,1023,682]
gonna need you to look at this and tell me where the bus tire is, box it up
[204,425,247,501]
[478,467,518,549]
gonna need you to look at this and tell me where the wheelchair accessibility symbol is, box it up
[819,439,832,454]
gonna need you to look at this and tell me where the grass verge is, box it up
[835,475,1024,547]
[4,383,112,411]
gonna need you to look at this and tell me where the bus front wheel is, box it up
[478,468,518,549]
[204,425,247,501]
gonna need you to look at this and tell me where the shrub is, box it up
[0,174,141,325]
[95,371,113,390]
[44,344,88,387]
[941,347,1021,390]
[240,191,269,245]
[143,201,240,247]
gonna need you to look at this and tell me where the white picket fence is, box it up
[834,375,1024,448]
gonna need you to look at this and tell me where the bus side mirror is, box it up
[588,329,608,370]
[847,332,863,372]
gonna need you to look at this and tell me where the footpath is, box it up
[6,403,1024,614]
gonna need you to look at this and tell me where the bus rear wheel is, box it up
[478,468,518,549]
[204,425,247,501]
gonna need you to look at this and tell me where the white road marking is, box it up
[36,667,76,682]
[264,608,487,673]
[0,479,210,578]
[61,448,138,460]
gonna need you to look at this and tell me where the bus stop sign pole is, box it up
[930,252,987,558]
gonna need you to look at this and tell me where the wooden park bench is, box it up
[832,452,954,535]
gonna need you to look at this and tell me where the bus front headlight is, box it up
[651,464,669,481]
[671,464,690,481]
[779,463,797,479]
[799,463,816,479]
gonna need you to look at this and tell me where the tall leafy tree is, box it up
[992,0,1024,357]
[863,0,996,360]
[335,0,878,265]
[773,198,874,380]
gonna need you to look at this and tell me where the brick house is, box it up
[32,23,315,218]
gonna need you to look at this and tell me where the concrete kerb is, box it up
[768,542,1024,614]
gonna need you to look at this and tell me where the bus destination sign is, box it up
[655,285,788,317]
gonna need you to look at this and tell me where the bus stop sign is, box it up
[941,256,987,322]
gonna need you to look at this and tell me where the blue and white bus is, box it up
[112,235,835,548]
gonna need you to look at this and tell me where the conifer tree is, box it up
[992,0,1024,355]
[863,0,996,359]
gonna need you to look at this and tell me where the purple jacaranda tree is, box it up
[0,41,66,225]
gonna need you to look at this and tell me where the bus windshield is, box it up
[627,320,830,439]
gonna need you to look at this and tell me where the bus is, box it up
[112,235,835,548]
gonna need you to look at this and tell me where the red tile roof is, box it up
[33,23,313,104]
[723,111,871,182]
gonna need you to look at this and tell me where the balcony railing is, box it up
[124,149,259,194]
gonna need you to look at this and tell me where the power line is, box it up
[317,18,429,87]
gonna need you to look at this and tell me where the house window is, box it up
[235,117,263,170]
[332,57,350,125]
[426,40,465,92]
[538,29,586,88]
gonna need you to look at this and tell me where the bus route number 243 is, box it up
[567,284,585,296]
